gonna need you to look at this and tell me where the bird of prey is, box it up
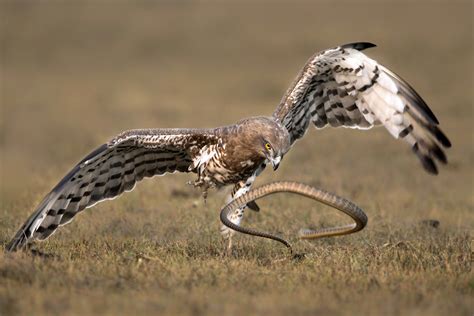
[6,42,451,253]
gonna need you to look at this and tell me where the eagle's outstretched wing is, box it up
[6,128,217,251]
[273,42,451,174]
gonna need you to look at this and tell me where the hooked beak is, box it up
[271,156,281,171]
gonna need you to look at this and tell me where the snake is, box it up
[220,181,368,251]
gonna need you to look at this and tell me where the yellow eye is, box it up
[265,143,272,151]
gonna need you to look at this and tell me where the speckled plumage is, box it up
[6,42,450,252]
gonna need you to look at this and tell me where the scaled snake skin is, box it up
[220,181,368,251]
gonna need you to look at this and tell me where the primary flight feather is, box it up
[6,42,451,252]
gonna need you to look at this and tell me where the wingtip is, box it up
[5,227,29,252]
[422,158,439,175]
[412,143,439,175]
[341,42,377,51]
[436,128,451,148]
[5,237,21,253]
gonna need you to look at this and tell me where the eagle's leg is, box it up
[220,178,254,255]
[220,163,266,255]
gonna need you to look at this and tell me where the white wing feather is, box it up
[273,42,451,174]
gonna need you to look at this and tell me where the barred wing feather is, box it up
[6,129,215,251]
[273,42,451,174]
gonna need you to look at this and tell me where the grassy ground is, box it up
[1,1,473,315]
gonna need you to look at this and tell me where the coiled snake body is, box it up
[220,181,368,251]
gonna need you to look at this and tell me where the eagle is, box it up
[5,42,451,252]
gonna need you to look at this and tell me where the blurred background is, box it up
[2,1,472,220]
[1,1,472,315]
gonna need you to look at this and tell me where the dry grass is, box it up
[1,1,473,315]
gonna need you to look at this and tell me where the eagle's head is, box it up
[237,116,291,171]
